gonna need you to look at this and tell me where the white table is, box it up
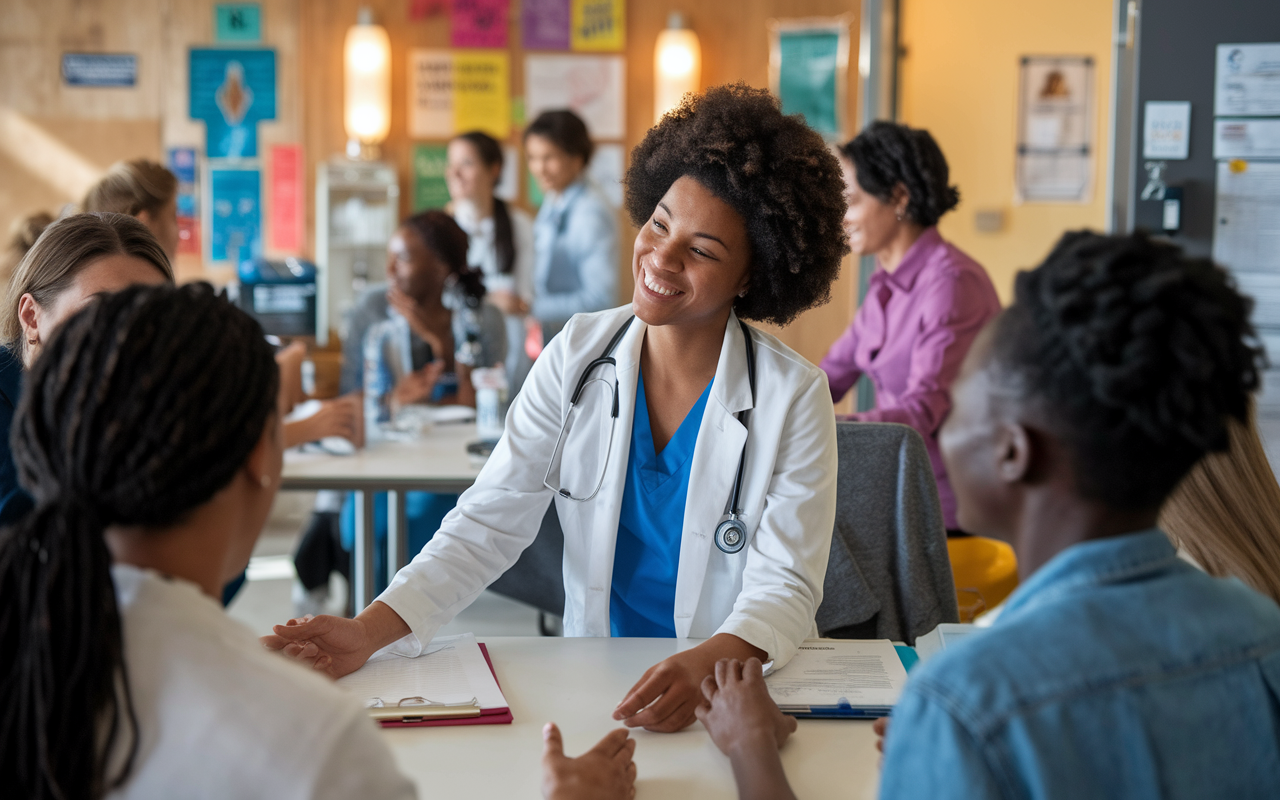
[383,637,881,799]
[281,424,483,610]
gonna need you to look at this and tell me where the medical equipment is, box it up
[543,316,758,554]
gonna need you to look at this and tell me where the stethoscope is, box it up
[543,315,757,554]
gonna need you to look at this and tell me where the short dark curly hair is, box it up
[991,230,1264,510]
[624,83,848,326]
[524,109,594,165]
[839,121,959,228]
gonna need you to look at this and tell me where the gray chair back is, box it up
[816,422,959,644]
[488,503,565,616]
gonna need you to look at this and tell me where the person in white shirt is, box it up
[447,130,537,394]
[0,281,634,799]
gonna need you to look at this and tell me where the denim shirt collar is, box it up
[999,529,1178,623]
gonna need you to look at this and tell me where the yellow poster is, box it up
[453,51,510,139]
[571,0,624,52]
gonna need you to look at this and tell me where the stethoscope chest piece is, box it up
[715,517,748,554]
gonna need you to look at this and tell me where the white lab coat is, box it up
[378,305,837,669]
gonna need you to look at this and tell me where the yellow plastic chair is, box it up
[947,537,1019,622]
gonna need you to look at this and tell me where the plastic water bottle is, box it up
[362,318,406,442]
[472,367,509,442]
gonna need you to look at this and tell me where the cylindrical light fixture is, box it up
[654,12,701,123]
[344,7,391,159]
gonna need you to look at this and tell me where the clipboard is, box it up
[378,643,514,728]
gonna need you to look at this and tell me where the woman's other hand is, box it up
[393,361,446,406]
[488,289,530,316]
[261,613,376,678]
[283,393,362,448]
[695,658,796,756]
[541,723,636,800]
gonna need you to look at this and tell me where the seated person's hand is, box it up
[393,360,445,406]
[541,723,636,800]
[260,613,376,679]
[284,392,362,448]
[694,658,797,758]
[487,289,530,316]
[873,715,890,765]
[612,647,716,733]
[275,341,308,412]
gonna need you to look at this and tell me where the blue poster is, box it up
[189,48,276,158]
[209,168,261,265]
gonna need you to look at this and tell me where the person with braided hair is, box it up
[0,213,172,530]
[0,283,635,800]
[694,231,1280,799]
[820,121,1000,532]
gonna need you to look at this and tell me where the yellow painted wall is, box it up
[898,0,1113,302]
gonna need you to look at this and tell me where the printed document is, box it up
[337,633,508,710]
[765,639,908,709]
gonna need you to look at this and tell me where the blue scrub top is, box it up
[610,373,712,637]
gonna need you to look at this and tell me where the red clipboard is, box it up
[379,643,513,728]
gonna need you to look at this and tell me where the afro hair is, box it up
[624,83,849,326]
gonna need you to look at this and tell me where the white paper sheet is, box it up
[1143,101,1191,160]
[1215,43,1280,117]
[337,633,508,710]
[1214,118,1280,160]
[764,639,907,709]
[524,54,626,139]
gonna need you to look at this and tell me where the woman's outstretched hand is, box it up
[260,601,412,679]
[541,723,637,800]
[694,658,798,800]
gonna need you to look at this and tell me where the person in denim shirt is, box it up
[695,230,1280,800]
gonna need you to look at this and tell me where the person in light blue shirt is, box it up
[694,230,1280,800]
[525,110,618,340]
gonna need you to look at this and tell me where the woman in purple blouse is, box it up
[820,122,1000,532]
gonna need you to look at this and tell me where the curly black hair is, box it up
[624,83,849,326]
[839,121,959,228]
[991,230,1264,510]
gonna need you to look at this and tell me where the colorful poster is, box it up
[413,145,451,210]
[770,23,847,142]
[208,168,261,265]
[571,0,624,52]
[269,144,303,253]
[215,3,262,43]
[408,49,509,139]
[166,147,201,255]
[452,0,508,48]
[524,54,625,138]
[1015,55,1095,203]
[523,0,570,50]
[190,48,277,158]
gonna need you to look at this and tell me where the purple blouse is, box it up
[820,227,1000,529]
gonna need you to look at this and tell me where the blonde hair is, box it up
[1160,404,1280,604]
[1,213,174,354]
[1,211,55,288]
[82,159,178,218]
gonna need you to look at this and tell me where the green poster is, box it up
[526,168,544,209]
[413,145,451,211]
[215,3,262,42]
[777,31,840,139]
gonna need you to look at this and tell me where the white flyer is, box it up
[524,54,626,139]
[1215,43,1280,117]
[1214,118,1280,160]
[764,639,908,710]
[1143,101,1191,159]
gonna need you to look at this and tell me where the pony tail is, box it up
[0,502,138,799]
[492,198,516,276]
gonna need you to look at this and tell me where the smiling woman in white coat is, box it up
[265,84,851,734]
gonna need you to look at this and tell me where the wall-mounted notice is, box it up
[1213,160,1280,274]
[1143,101,1191,159]
[1015,55,1095,203]
[61,53,137,87]
[524,0,570,50]
[769,19,850,142]
[1215,118,1280,160]
[452,0,508,49]
[215,3,262,43]
[571,0,625,52]
[1215,43,1280,117]
[269,144,303,253]
[167,147,201,255]
[524,54,625,138]
[413,144,451,210]
[588,143,625,208]
[408,49,510,140]
[208,167,261,265]
[190,48,277,158]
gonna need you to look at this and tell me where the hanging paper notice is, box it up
[571,0,624,52]
[413,145,451,211]
[1142,101,1191,160]
[1015,55,1095,203]
[208,168,261,265]
[588,143,624,208]
[524,0,570,50]
[408,50,509,139]
[452,0,508,49]
[497,145,519,202]
[269,144,303,253]
[1215,43,1280,118]
[190,48,277,158]
[525,54,625,138]
[769,20,849,142]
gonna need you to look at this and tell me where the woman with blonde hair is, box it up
[0,212,173,526]
[1160,405,1280,603]
[1,211,55,287]
[83,159,181,260]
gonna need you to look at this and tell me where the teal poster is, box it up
[215,4,262,42]
[777,31,841,140]
[190,48,276,158]
[209,168,261,265]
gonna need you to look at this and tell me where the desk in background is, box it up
[281,424,482,611]
[384,636,880,799]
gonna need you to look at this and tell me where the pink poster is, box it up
[452,0,509,48]
[268,144,303,253]
[523,0,570,50]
